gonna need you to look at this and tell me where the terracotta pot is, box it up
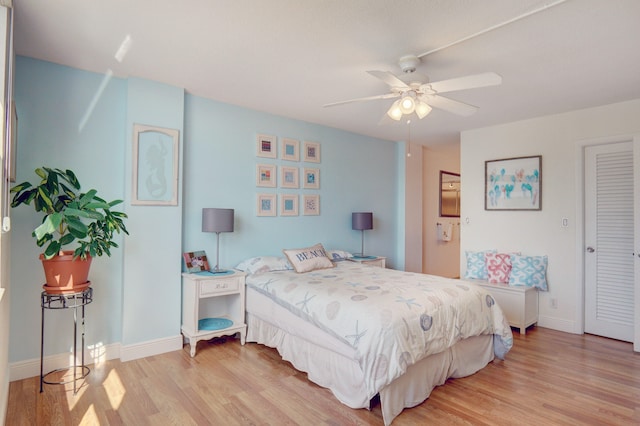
[40,251,92,294]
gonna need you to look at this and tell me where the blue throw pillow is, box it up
[509,254,548,291]
[464,250,496,280]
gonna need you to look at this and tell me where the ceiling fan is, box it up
[324,55,502,121]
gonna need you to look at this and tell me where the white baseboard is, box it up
[9,334,183,381]
[9,341,121,382]
[537,315,577,334]
[120,335,183,362]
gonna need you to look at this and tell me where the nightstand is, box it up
[348,256,386,268]
[181,271,247,357]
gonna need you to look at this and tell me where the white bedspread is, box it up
[245,261,513,400]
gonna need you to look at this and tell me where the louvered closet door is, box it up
[585,141,634,342]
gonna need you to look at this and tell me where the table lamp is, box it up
[352,212,373,258]
[202,208,234,273]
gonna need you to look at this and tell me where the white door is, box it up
[584,141,634,342]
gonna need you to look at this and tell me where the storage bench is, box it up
[473,280,539,334]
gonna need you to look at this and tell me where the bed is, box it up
[239,251,513,425]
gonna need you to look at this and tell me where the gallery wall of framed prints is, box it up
[255,133,321,217]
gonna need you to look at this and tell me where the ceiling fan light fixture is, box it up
[415,100,432,119]
[399,95,415,114]
[387,100,403,121]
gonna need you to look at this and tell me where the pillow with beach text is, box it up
[283,243,334,273]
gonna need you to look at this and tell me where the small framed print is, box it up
[280,194,299,216]
[281,138,300,161]
[303,141,320,163]
[303,194,320,215]
[183,250,210,273]
[257,193,277,216]
[303,168,320,189]
[257,134,277,158]
[256,164,277,187]
[280,166,299,188]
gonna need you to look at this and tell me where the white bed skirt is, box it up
[246,288,495,425]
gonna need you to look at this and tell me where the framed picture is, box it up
[280,166,299,188]
[303,168,320,189]
[257,193,277,216]
[280,194,299,216]
[303,141,320,163]
[485,155,541,211]
[256,134,277,158]
[256,164,277,187]
[303,194,320,215]
[132,124,180,206]
[281,138,300,161]
[183,250,210,273]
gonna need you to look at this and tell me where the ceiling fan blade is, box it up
[425,72,502,94]
[367,70,410,90]
[323,92,399,108]
[423,94,478,116]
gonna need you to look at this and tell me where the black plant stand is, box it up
[40,286,92,394]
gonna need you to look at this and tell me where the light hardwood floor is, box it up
[7,327,640,425]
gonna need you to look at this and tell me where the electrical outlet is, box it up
[550,298,558,309]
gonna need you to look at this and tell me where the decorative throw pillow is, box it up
[327,250,353,261]
[283,243,334,273]
[464,250,496,280]
[485,253,514,284]
[235,256,292,275]
[509,254,548,291]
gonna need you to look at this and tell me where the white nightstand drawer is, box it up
[200,277,239,296]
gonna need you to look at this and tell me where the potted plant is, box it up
[11,167,128,293]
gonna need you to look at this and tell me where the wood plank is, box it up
[7,329,640,425]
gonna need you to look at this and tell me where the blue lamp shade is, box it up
[352,212,373,231]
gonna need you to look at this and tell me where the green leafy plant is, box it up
[10,167,129,260]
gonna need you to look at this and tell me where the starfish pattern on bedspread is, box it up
[245,262,514,399]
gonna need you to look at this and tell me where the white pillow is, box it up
[327,249,353,261]
[235,256,292,274]
[283,243,334,273]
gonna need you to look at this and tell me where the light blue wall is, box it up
[11,57,127,359]
[121,78,185,346]
[183,95,398,267]
[10,56,403,364]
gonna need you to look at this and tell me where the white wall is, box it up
[404,142,423,272]
[423,143,460,277]
[461,99,640,333]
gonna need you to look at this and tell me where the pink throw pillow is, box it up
[485,252,513,283]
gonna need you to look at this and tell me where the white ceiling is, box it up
[12,0,640,146]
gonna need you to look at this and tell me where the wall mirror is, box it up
[439,171,460,217]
